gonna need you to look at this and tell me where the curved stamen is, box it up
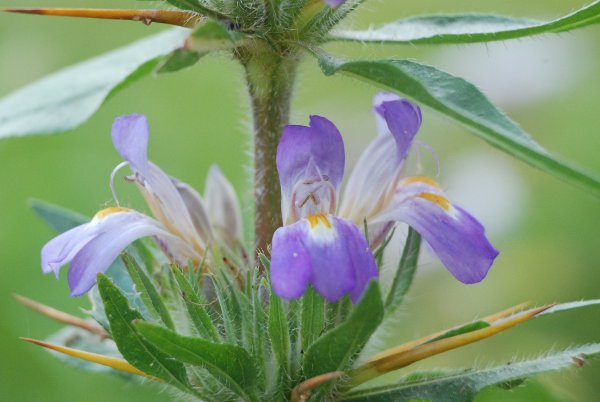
[109,161,129,207]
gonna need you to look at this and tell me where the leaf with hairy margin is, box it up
[330,1,600,44]
[0,28,188,139]
[137,321,258,402]
[97,274,191,392]
[341,344,600,401]
[314,54,600,197]
[303,282,383,378]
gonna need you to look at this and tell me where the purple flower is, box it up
[41,114,243,296]
[324,0,346,7]
[270,93,498,303]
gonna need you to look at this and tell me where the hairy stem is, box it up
[238,43,299,257]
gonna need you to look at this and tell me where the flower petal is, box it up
[340,94,422,224]
[112,115,207,253]
[66,211,184,296]
[41,223,97,277]
[277,116,345,224]
[171,177,213,245]
[205,165,243,248]
[112,114,150,175]
[324,0,345,7]
[372,178,498,284]
[271,215,377,303]
[270,223,313,300]
[333,218,379,303]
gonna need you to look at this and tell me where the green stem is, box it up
[238,42,299,257]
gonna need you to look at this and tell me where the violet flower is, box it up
[270,93,498,303]
[41,114,243,296]
[324,0,346,7]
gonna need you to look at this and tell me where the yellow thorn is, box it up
[350,303,552,387]
[1,8,202,28]
[21,337,160,381]
[369,302,531,362]
[14,294,108,339]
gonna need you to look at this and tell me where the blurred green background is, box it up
[1,1,599,401]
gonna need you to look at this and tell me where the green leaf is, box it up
[171,266,221,342]
[0,29,188,139]
[97,274,190,391]
[424,321,490,345]
[301,287,326,351]
[330,2,600,44]
[157,49,204,74]
[385,227,421,315]
[250,270,267,388]
[122,253,175,330]
[537,299,600,317]
[157,19,243,74]
[136,322,258,402]
[29,198,86,232]
[268,281,290,376]
[213,271,248,345]
[341,344,600,401]
[304,282,384,378]
[316,54,600,196]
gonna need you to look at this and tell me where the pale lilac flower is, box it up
[270,94,498,303]
[41,207,197,296]
[41,114,244,295]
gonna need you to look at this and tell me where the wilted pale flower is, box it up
[41,114,243,296]
[270,93,498,303]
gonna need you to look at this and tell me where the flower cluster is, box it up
[41,94,497,303]
[270,93,498,302]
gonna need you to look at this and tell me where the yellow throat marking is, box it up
[93,207,130,220]
[418,192,451,211]
[307,213,332,229]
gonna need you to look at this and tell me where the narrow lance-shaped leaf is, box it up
[136,322,258,402]
[171,266,221,342]
[267,279,291,384]
[385,227,421,315]
[97,274,191,392]
[303,282,384,378]
[341,344,600,402]
[30,198,87,232]
[315,54,600,197]
[122,253,175,330]
[330,1,600,44]
[301,287,325,351]
[0,28,189,139]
